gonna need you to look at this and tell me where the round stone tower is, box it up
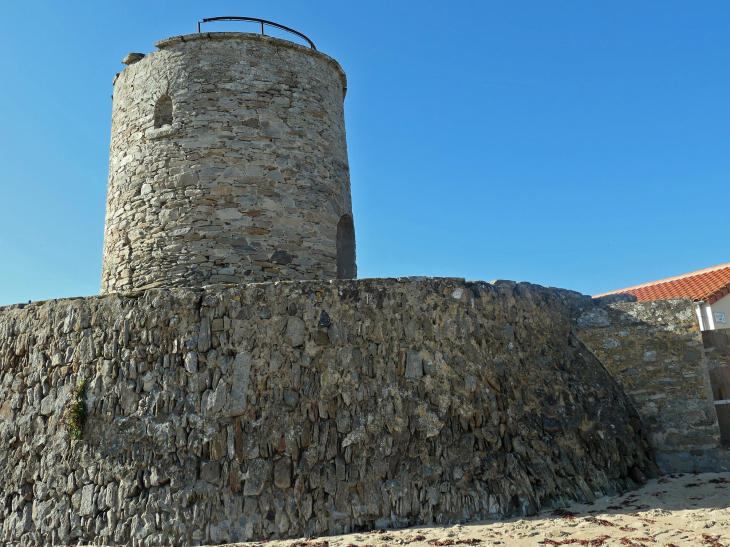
[101,31,356,294]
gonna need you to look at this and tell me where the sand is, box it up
[229,472,730,547]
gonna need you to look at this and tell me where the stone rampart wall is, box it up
[574,296,727,472]
[0,278,654,546]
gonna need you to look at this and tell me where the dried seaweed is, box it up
[552,509,580,521]
[584,517,614,527]
[541,534,610,546]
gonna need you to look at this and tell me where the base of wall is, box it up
[655,447,730,474]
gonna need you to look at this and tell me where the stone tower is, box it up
[101,32,356,294]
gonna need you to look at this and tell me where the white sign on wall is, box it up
[714,311,726,324]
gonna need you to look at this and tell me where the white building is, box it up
[596,262,730,331]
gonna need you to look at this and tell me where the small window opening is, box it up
[336,214,357,279]
[154,95,173,128]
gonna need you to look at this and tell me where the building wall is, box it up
[693,295,730,331]
[574,296,727,472]
[101,33,355,294]
[709,294,730,328]
[0,278,653,545]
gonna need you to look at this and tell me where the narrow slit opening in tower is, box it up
[154,95,173,128]
[336,214,356,279]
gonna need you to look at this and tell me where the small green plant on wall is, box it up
[63,379,88,441]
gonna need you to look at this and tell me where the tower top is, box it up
[149,31,347,97]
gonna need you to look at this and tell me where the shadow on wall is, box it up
[336,214,356,279]
[703,333,730,447]
[574,296,729,472]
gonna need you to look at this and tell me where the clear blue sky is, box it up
[0,1,728,306]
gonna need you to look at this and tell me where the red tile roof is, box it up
[594,262,730,304]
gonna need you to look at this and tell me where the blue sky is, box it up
[0,1,728,306]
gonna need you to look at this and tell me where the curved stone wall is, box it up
[101,33,355,294]
[0,278,657,545]
[576,296,724,472]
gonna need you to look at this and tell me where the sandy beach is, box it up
[225,472,730,547]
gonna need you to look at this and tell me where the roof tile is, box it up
[595,263,730,304]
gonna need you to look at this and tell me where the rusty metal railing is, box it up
[197,17,316,50]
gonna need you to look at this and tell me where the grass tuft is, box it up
[63,378,88,441]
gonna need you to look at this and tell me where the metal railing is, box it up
[197,17,316,50]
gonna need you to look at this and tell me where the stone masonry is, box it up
[574,295,727,472]
[8,24,727,547]
[0,278,657,545]
[101,33,355,294]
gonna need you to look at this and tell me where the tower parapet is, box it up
[101,32,355,294]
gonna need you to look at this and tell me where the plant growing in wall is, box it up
[62,379,87,441]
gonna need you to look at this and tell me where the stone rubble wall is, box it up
[0,278,655,546]
[574,295,728,472]
[102,33,354,294]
